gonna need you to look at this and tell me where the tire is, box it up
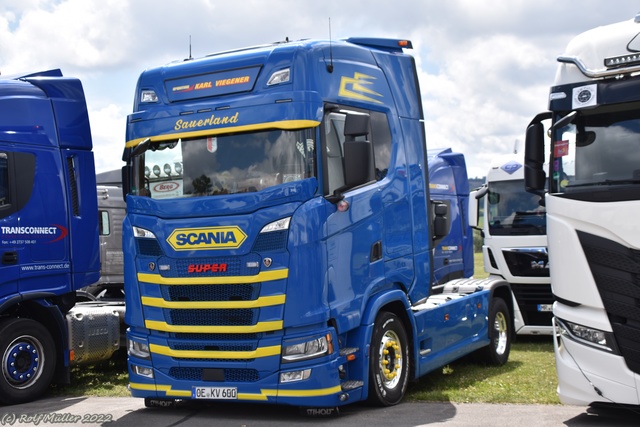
[367,312,409,406]
[0,318,57,405]
[477,297,511,365]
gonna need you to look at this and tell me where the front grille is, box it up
[169,254,261,277]
[166,308,257,326]
[161,284,260,302]
[168,340,256,352]
[252,230,288,252]
[138,239,163,256]
[169,367,260,382]
[503,250,550,277]
[578,231,640,374]
[510,283,553,326]
[172,333,260,341]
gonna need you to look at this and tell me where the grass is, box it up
[406,338,558,404]
[49,338,557,404]
[47,252,557,404]
[49,352,130,398]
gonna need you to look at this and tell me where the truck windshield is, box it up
[551,105,640,194]
[131,128,316,199]
[488,179,546,236]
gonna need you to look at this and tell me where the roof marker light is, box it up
[267,68,290,86]
[604,53,640,69]
[141,90,158,103]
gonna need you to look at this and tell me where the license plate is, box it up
[192,386,237,400]
[537,304,553,312]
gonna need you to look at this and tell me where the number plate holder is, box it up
[192,386,238,400]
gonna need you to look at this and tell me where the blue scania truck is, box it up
[0,70,122,405]
[122,37,513,410]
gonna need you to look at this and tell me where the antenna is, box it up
[513,139,520,154]
[327,18,334,73]
[188,35,193,61]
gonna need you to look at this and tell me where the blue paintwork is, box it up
[0,71,99,379]
[123,38,492,407]
[428,148,474,283]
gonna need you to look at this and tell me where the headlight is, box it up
[557,318,618,353]
[128,338,151,359]
[282,334,332,362]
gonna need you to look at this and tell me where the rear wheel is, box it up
[0,318,57,404]
[367,312,409,406]
[477,297,511,365]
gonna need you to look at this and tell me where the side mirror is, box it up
[432,200,450,241]
[524,113,551,195]
[343,140,372,187]
[468,185,487,229]
[328,112,374,203]
[121,165,130,201]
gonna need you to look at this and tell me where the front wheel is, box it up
[0,318,57,404]
[367,312,409,406]
[477,297,511,365]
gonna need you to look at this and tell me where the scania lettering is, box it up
[122,37,513,410]
[0,70,122,404]
[469,154,552,335]
[525,15,640,407]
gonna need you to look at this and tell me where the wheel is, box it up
[0,318,57,404]
[367,312,409,406]
[477,297,511,365]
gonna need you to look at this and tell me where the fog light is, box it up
[280,369,311,383]
[133,364,154,379]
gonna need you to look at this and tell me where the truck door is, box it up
[0,151,39,301]
[323,108,397,328]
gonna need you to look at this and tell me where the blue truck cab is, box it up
[427,148,474,285]
[0,70,100,404]
[122,38,513,409]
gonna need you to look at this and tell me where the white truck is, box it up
[525,15,640,407]
[470,155,552,336]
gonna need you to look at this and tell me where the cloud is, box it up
[2,0,640,177]
[88,103,127,172]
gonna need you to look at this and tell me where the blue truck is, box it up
[122,37,513,410]
[0,70,122,405]
[427,148,474,286]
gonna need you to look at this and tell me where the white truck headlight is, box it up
[557,318,618,353]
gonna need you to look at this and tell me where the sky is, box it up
[1,0,639,179]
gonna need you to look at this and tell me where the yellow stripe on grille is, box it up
[150,343,280,359]
[141,294,285,309]
[145,320,283,333]
[137,269,288,285]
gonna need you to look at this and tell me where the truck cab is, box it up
[0,70,100,404]
[525,16,640,407]
[122,37,513,410]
